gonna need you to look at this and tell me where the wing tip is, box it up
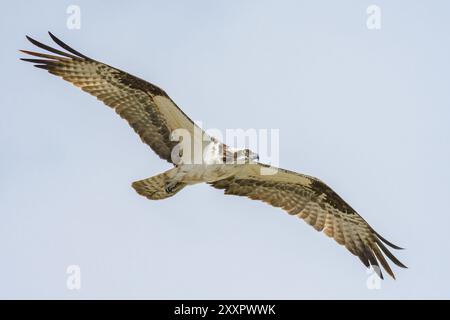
[374,236,408,272]
[373,229,404,250]
[390,272,396,280]
[22,32,89,60]
[47,31,90,59]
[47,31,59,43]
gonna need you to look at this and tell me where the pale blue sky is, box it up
[1,0,450,299]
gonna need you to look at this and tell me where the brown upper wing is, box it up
[20,32,209,164]
[210,163,406,279]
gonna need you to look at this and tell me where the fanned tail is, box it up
[132,170,186,200]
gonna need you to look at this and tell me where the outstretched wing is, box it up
[20,32,209,164]
[210,163,406,279]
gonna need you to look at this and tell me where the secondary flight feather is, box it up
[20,32,406,279]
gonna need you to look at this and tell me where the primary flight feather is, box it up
[20,32,406,279]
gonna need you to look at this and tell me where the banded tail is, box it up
[132,170,186,200]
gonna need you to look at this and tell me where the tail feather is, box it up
[132,171,186,200]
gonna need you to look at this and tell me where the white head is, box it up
[234,148,259,164]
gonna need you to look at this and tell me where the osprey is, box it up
[21,32,406,279]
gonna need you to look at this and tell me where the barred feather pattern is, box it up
[21,33,406,279]
[210,164,406,279]
[20,32,207,164]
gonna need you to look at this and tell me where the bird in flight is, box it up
[21,32,406,279]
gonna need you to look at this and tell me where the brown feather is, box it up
[210,163,406,279]
[21,33,213,164]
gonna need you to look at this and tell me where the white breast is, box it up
[178,141,239,184]
[202,141,222,165]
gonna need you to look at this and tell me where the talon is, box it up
[165,182,177,193]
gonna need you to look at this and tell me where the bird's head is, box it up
[235,148,259,164]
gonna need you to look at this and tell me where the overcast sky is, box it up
[1,0,449,299]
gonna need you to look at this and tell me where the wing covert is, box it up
[21,32,210,164]
[210,163,406,279]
